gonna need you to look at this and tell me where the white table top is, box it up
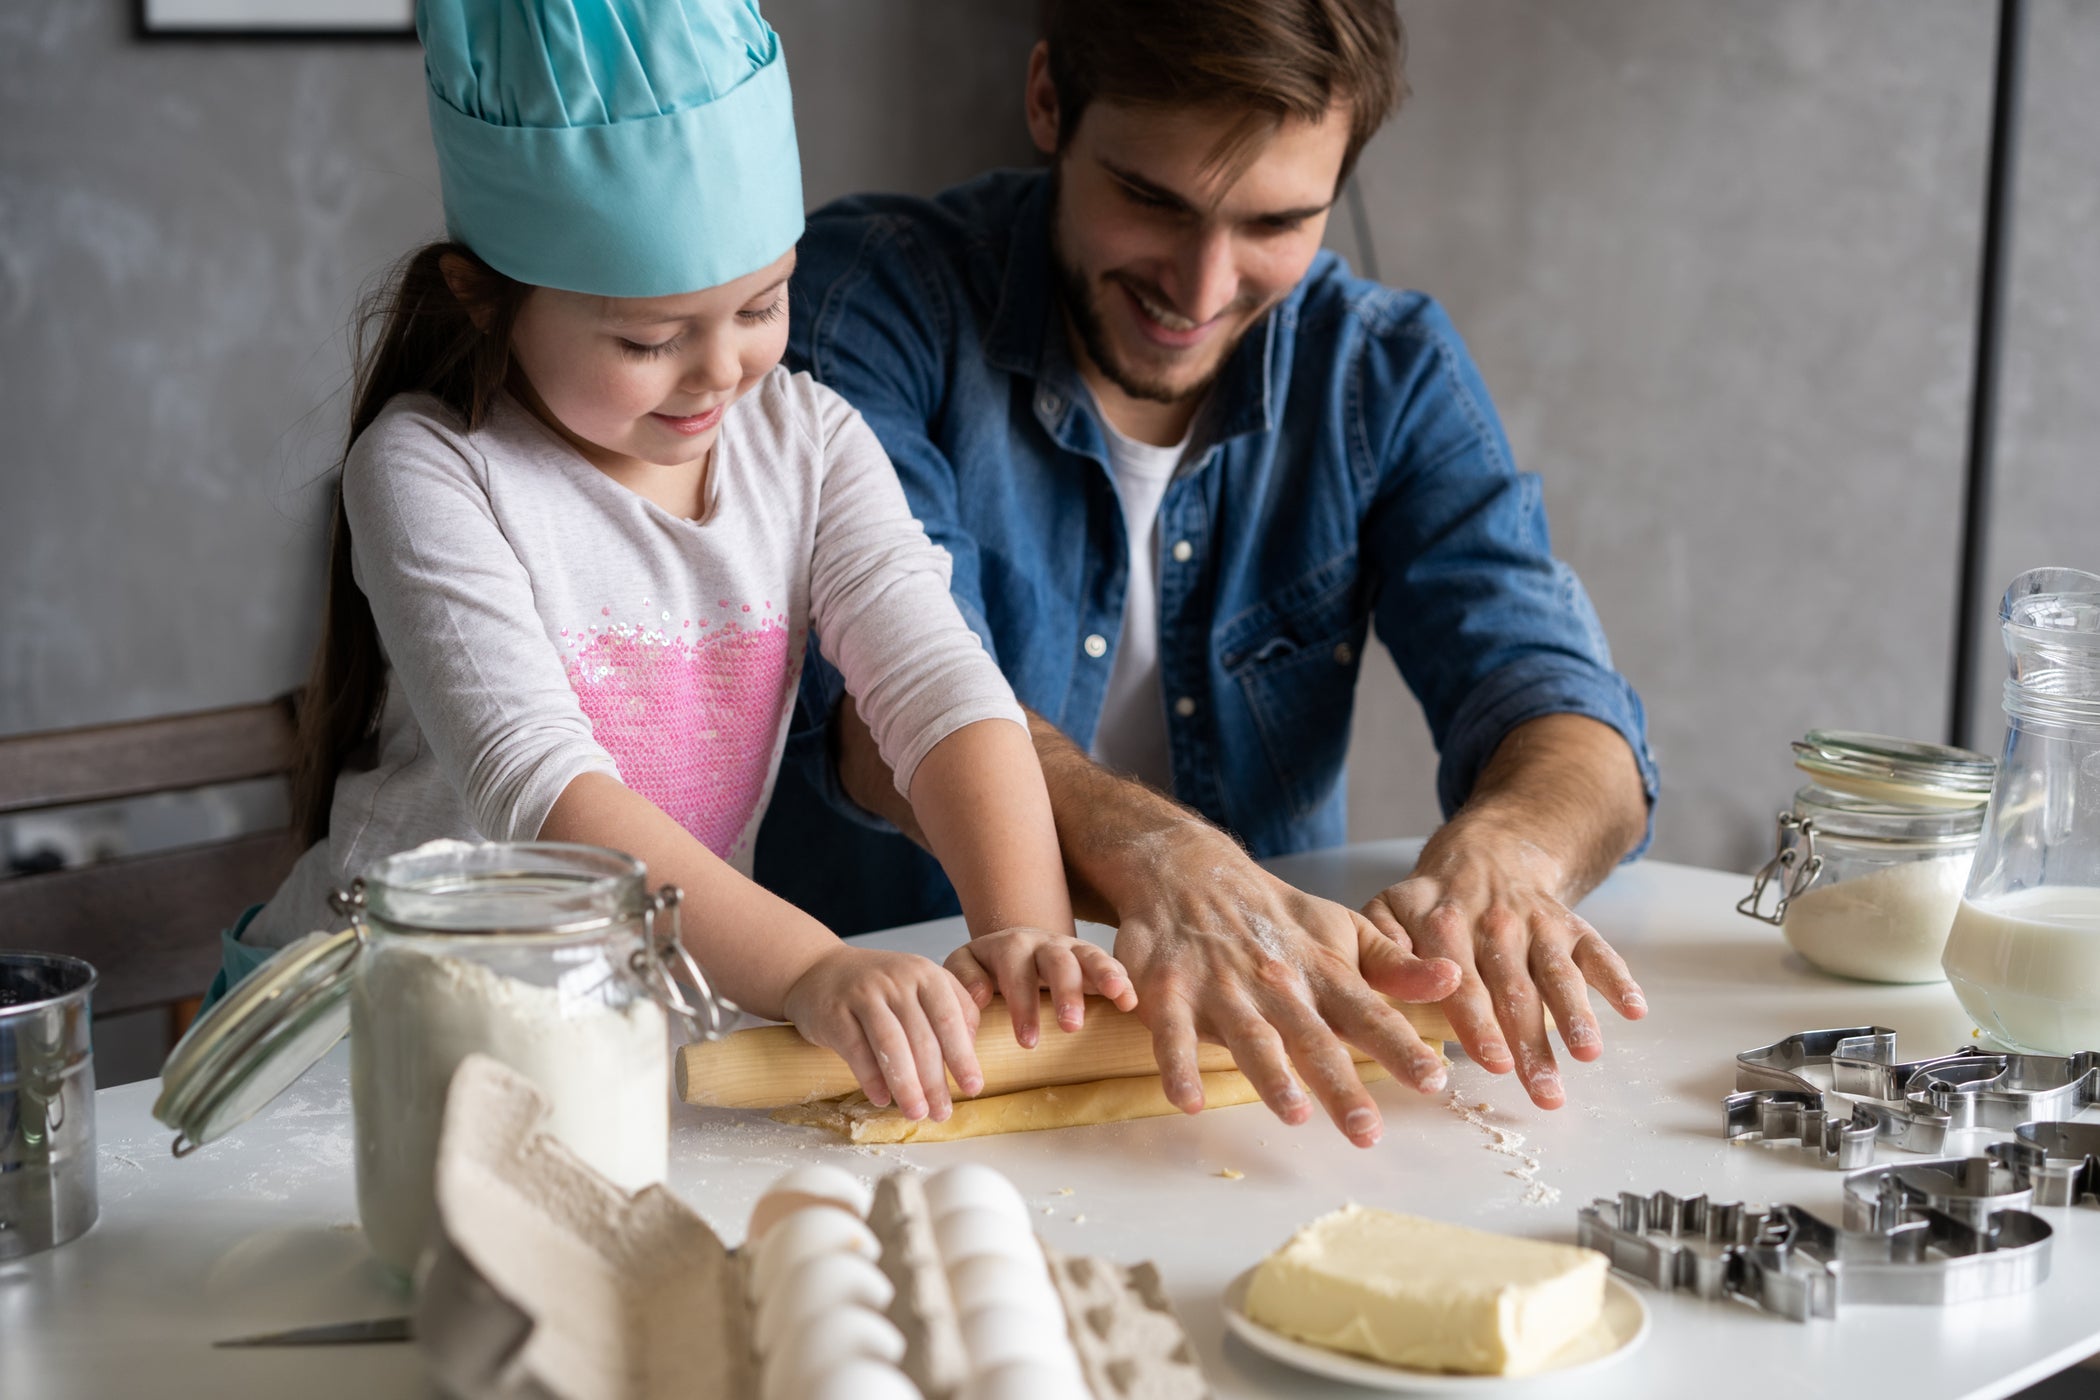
[6,840,2097,1399]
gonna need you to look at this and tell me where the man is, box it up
[756,0,1657,1148]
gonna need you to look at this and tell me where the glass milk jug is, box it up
[1942,568,2100,1053]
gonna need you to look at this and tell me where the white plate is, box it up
[1221,1267,1649,1393]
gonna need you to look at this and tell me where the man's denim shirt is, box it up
[754,170,1657,934]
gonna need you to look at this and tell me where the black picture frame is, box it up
[135,0,416,40]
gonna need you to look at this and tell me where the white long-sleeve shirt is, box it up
[246,368,1023,946]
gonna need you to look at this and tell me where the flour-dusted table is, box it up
[6,842,2097,1399]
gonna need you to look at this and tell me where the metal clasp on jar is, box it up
[329,879,371,943]
[1738,812,1824,925]
[631,886,740,1043]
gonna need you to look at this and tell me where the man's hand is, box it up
[1361,715,1652,1109]
[834,697,1459,1146]
[1101,821,1461,1148]
[1362,830,1645,1109]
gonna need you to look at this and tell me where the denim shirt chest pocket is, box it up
[1218,549,1369,823]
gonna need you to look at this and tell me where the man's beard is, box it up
[1051,225,1232,408]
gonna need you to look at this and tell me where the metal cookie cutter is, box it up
[1726,1027,1976,1163]
[1904,1050,2100,1136]
[1842,1156,2034,1234]
[1723,1028,2100,1166]
[1574,1191,1807,1316]
[1988,1122,2100,1208]
[1577,1188,2054,1321]
[1722,1090,1884,1170]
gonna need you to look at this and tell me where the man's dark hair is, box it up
[1038,0,1407,185]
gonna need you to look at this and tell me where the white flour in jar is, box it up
[350,941,669,1275]
[1780,855,1969,983]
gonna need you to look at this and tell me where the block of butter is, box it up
[1243,1204,1608,1376]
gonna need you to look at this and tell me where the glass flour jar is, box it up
[156,841,733,1279]
[1739,731,1993,982]
[342,842,709,1274]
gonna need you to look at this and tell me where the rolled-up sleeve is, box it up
[1363,308,1659,855]
[343,412,618,840]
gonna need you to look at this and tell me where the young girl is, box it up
[231,0,1133,1123]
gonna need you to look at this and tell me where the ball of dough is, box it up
[749,1206,880,1302]
[755,1250,896,1357]
[934,1207,1040,1267]
[925,1164,1029,1221]
[749,1165,872,1241]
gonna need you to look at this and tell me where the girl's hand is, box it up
[944,928,1138,1049]
[782,946,985,1121]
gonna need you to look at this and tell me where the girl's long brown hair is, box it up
[290,243,530,845]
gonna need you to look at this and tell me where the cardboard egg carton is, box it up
[417,1055,1209,1400]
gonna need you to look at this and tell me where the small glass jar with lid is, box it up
[1738,731,1994,983]
[155,840,733,1278]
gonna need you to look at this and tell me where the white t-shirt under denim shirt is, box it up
[1087,411,1189,794]
[245,369,1024,947]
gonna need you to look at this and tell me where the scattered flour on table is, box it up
[1446,1091,1560,1207]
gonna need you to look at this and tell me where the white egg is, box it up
[960,1360,1093,1400]
[798,1359,922,1400]
[755,1250,896,1357]
[945,1251,1059,1314]
[749,1206,880,1302]
[749,1165,873,1241]
[759,1309,908,1400]
[925,1164,1029,1221]
[958,1302,1078,1371]
[934,1207,1040,1266]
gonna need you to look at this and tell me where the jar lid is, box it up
[1790,730,1994,809]
[152,926,361,1155]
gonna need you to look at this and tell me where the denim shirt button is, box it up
[1083,633,1108,658]
[1174,696,1198,718]
[1171,540,1194,563]
[1037,389,1062,417]
[1333,642,1354,665]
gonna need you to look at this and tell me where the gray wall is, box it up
[0,0,1039,731]
[1963,0,2100,742]
[3,0,2097,879]
[1341,0,2100,874]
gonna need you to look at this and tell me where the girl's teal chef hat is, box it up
[418,0,802,298]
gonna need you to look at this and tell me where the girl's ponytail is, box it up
[290,243,527,845]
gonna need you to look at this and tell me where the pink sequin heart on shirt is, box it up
[565,618,791,859]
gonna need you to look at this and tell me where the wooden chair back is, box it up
[0,694,303,1021]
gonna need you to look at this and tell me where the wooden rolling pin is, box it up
[676,994,1462,1109]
